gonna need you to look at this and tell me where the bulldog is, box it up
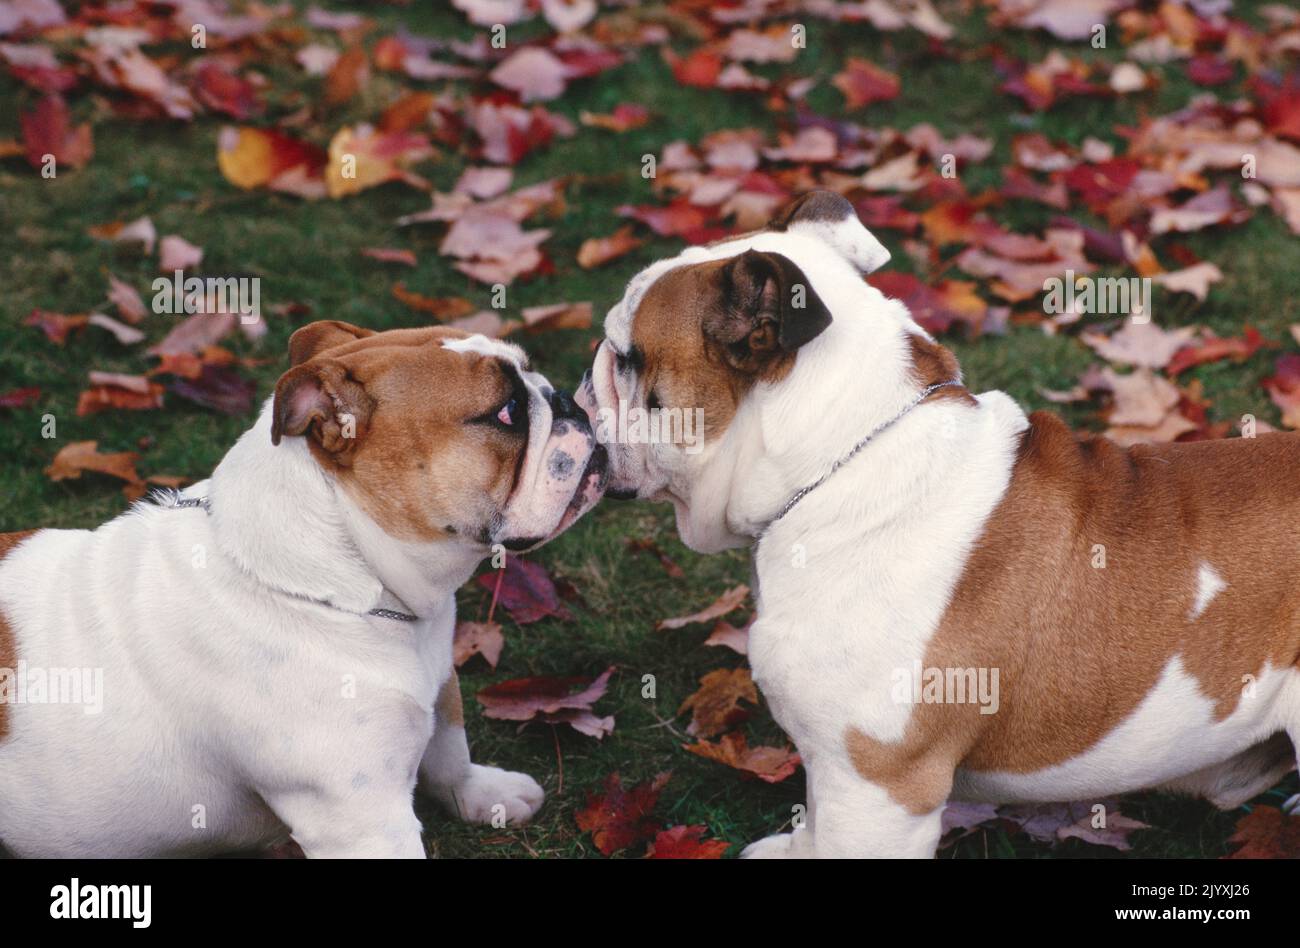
[577,190,1300,858]
[0,321,606,858]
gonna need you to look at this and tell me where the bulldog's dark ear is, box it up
[705,250,832,375]
[271,360,374,457]
[287,320,375,366]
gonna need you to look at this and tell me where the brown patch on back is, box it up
[0,530,38,742]
[436,671,465,728]
[847,414,1300,810]
[272,325,524,543]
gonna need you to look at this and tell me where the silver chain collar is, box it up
[166,495,420,623]
[759,380,963,537]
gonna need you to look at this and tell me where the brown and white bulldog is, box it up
[0,322,606,857]
[577,190,1300,858]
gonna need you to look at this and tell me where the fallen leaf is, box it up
[646,825,729,859]
[477,665,615,739]
[217,126,327,196]
[520,301,591,333]
[166,364,255,415]
[679,668,758,738]
[159,234,204,272]
[453,620,504,669]
[575,772,671,856]
[391,284,474,318]
[1225,806,1300,859]
[580,103,649,132]
[1081,320,1198,370]
[25,309,88,345]
[577,226,643,269]
[20,93,92,169]
[45,440,142,491]
[490,47,567,102]
[76,378,165,416]
[833,58,900,109]
[326,125,432,198]
[703,619,750,655]
[1166,328,1269,376]
[686,732,800,783]
[475,555,573,624]
[657,584,749,630]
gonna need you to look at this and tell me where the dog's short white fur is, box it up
[0,333,591,858]
[582,206,1300,858]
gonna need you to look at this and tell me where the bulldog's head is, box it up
[271,322,606,554]
[577,191,962,552]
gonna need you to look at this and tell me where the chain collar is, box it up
[759,380,963,537]
[165,495,420,623]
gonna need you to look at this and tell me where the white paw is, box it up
[741,833,796,859]
[1283,793,1300,816]
[445,764,544,826]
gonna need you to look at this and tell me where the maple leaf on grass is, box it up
[20,93,92,169]
[833,58,900,109]
[657,584,749,631]
[577,226,643,269]
[475,555,573,624]
[646,825,730,860]
[453,620,504,670]
[703,619,750,655]
[575,771,671,856]
[477,666,615,739]
[686,732,801,784]
[679,668,758,738]
[1226,805,1300,859]
[25,310,89,345]
[45,441,144,497]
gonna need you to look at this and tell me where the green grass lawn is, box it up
[1,0,1297,858]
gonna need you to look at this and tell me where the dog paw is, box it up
[740,833,796,859]
[445,764,544,826]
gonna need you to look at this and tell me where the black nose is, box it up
[549,388,584,421]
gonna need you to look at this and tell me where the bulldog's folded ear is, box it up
[706,249,832,374]
[270,360,374,456]
[770,190,890,274]
[287,320,375,366]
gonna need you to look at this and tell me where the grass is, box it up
[1,0,1296,858]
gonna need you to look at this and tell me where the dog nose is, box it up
[549,388,584,422]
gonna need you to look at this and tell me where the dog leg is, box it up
[803,759,945,858]
[418,671,544,826]
[265,787,426,858]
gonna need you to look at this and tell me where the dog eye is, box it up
[496,397,520,428]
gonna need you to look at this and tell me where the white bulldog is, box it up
[577,191,1300,858]
[0,321,606,857]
